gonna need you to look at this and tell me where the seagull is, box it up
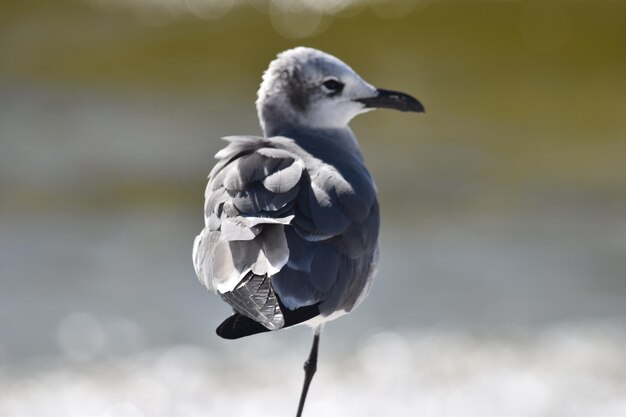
[193,47,424,416]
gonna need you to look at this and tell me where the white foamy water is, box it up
[2,324,626,416]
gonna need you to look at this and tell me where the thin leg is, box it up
[296,326,322,417]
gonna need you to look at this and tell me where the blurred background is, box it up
[1,0,626,415]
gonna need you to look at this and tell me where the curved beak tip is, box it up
[356,88,425,114]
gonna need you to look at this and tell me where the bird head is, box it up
[256,47,424,136]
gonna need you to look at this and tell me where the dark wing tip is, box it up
[216,313,271,339]
[216,301,322,340]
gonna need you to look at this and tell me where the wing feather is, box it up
[193,134,380,333]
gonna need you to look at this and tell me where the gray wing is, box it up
[193,135,379,330]
[193,136,301,330]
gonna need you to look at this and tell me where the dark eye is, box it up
[322,78,344,94]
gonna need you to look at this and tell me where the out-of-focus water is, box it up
[2,0,626,412]
[3,324,626,416]
[1,85,626,415]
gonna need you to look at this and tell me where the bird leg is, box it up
[296,326,322,417]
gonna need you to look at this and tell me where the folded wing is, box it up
[193,135,378,333]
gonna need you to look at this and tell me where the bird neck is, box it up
[269,125,365,165]
[257,93,353,139]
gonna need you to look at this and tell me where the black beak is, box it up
[355,88,425,113]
